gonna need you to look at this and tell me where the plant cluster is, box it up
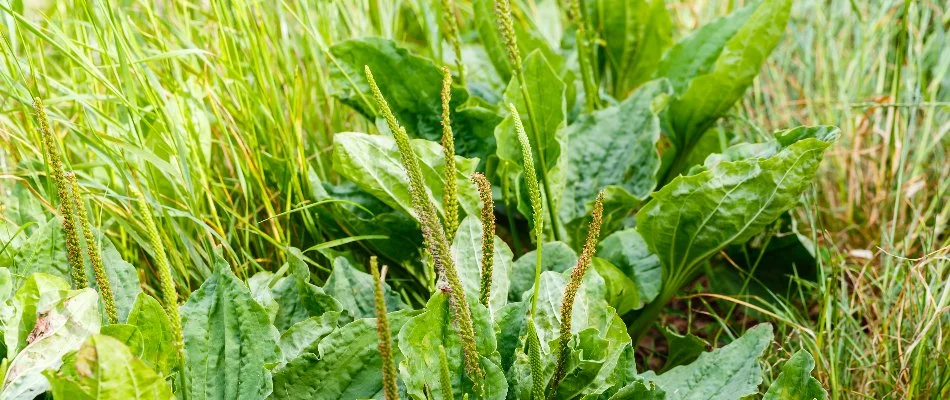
[0,0,842,399]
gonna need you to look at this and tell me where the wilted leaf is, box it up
[1,288,100,400]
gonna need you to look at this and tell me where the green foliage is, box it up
[179,255,280,400]
[126,293,177,377]
[641,324,773,400]
[763,350,827,400]
[45,335,172,400]
[0,0,844,398]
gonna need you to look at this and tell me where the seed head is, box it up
[371,257,399,400]
[493,0,522,72]
[365,66,484,387]
[438,344,453,399]
[440,0,466,84]
[472,173,495,308]
[549,191,606,393]
[526,317,545,399]
[34,99,87,289]
[68,172,117,324]
[441,67,459,240]
[134,187,183,358]
[509,103,543,240]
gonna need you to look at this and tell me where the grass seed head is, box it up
[34,98,88,289]
[472,172,495,308]
[441,67,459,240]
[365,66,484,387]
[68,172,117,324]
[550,191,606,393]
[493,0,521,72]
[371,257,399,400]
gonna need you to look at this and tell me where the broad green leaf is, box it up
[3,273,70,356]
[588,0,673,95]
[99,324,144,358]
[0,268,13,358]
[763,350,827,400]
[331,131,481,223]
[591,258,639,315]
[508,242,577,302]
[10,220,69,286]
[560,79,671,227]
[310,173,425,272]
[247,271,279,323]
[324,257,406,319]
[551,310,633,398]
[327,37,501,159]
[270,310,419,399]
[641,324,773,400]
[1,288,100,400]
[270,250,343,332]
[180,255,280,400]
[44,335,172,400]
[658,0,793,147]
[660,327,707,372]
[126,293,177,377]
[495,51,566,173]
[451,216,514,317]
[608,380,665,400]
[507,270,611,397]
[8,222,141,323]
[397,293,507,399]
[596,229,662,311]
[0,268,12,302]
[636,126,838,298]
[277,311,342,366]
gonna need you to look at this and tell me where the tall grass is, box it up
[1,0,947,397]
[681,0,949,397]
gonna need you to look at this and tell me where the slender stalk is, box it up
[549,192,605,394]
[569,0,599,111]
[440,0,465,85]
[473,173,495,307]
[441,67,460,240]
[365,66,484,388]
[509,104,545,318]
[511,103,548,398]
[371,257,399,400]
[494,0,563,241]
[68,172,117,324]
[34,99,87,289]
